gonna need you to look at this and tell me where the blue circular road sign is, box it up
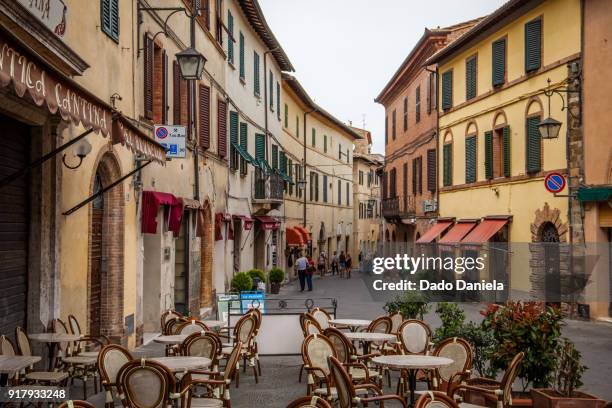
[544,172,566,194]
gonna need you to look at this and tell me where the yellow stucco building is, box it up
[427,0,581,299]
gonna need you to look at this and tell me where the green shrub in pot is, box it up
[231,272,253,293]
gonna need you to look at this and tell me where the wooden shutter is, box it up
[101,0,111,34]
[412,159,417,195]
[526,116,541,172]
[324,134,327,153]
[466,55,477,100]
[269,71,274,109]
[392,110,396,139]
[217,100,227,158]
[284,104,288,128]
[503,126,511,177]
[442,70,453,110]
[415,86,421,122]
[403,162,408,207]
[338,179,342,205]
[346,182,349,206]
[229,111,238,169]
[239,32,245,79]
[525,19,542,72]
[323,174,328,202]
[254,52,260,95]
[143,34,154,119]
[492,39,506,86]
[427,148,436,192]
[227,11,234,64]
[384,116,388,144]
[403,97,408,131]
[276,82,281,120]
[198,84,210,149]
[443,144,452,186]
[161,50,168,124]
[280,152,287,173]
[239,122,248,174]
[465,136,477,183]
[271,144,278,169]
[173,61,181,124]
[255,133,265,161]
[418,157,423,194]
[426,73,432,114]
[110,0,119,39]
[484,131,493,179]
[312,128,316,147]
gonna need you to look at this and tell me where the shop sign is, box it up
[154,125,186,158]
[16,0,68,38]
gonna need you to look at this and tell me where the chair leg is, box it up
[252,363,258,384]
[257,357,262,376]
[83,378,88,400]
[298,364,304,383]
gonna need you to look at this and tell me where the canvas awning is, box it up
[254,215,279,230]
[286,227,305,247]
[416,219,454,243]
[461,217,510,243]
[438,220,478,244]
[577,187,612,202]
[0,31,166,163]
[232,214,254,230]
[294,225,312,242]
[232,141,256,165]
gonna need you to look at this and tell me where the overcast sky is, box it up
[258,0,507,155]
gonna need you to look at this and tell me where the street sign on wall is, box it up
[544,172,566,194]
[154,125,186,159]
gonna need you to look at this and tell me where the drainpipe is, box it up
[426,66,440,219]
[263,48,279,162]
[303,109,317,228]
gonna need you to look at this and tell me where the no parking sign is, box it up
[544,172,566,194]
[154,125,186,158]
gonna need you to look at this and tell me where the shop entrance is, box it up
[89,173,104,337]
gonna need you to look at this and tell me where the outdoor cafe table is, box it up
[203,320,227,331]
[344,332,396,354]
[154,335,188,345]
[28,333,82,370]
[372,355,453,408]
[0,355,41,386]
[328,319,371,332]
[149,357,212,373]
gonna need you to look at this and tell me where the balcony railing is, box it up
[253,169,284,202]
[382,196,415,219]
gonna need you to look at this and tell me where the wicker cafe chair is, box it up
[302,334,337,399]
[323,327,381,386]
[68,314,111,357]
[0,335,21,384]
[248,307,263,376]
[97,344,133,408]
[389,311,404,335]
[182,341,243,408]
[398,319,433,355]
[15,327,70,387]
[161,309,183,334]
[182,331,222,374]
[116,358,180,408]
[53,318,100,399]
[298,313,323,383]
[430,337,473,393]
[310,307,332,330]
[286,395,334,408]
[219,313,258,385]
[57,401,97,408]
[415,391,460,408]
[176,320,210,336]
[327,355,407,408]
[363,315,393,354]
[449,352,525,408]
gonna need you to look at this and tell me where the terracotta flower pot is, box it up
[531,389,606,408]
[270,282,281,294]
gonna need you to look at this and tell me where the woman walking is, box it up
[317,251,327,277]
[339,251,346,278]
[345,253,352,279]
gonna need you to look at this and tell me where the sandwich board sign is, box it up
[154,125,186,159]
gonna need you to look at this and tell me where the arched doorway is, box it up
[88,152,124,342]
[540,222,560,303]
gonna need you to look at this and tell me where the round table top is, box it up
[153,335,188,344]
[0,355,42,374]
[29,333,82,343]
[203,320,227,329]
[345,332,397,342]
[329,319,371,327]
[149,356,212,372]
[372,355,454,370]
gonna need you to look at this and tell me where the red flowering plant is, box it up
[482,301,563,391]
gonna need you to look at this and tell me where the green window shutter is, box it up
[296,116,299,138]
[465,136,477,183]
[101,0,119,41]
[255,133,265,161]
[239,122,248,174]
[492,39,506,86]
[525,19,542,72]
[312,128,316,147]
[276,82,281,120]
[284,104,288,128]
[466,56,477,100]
[323,175,328,202]
[269,71,274,109]
[346,182,350,206]
[280,151,287,173]
[526,116,541,172]
[338,180,342,205]
[239,32,245,79]
[484,131,493,179]
[271,144,278,169]
[227,11,234,64]
[442,70,453,110]
[324,134,327,153]
[254,52,260,95]
[503,126,511,177]
[229,111,238,170]
[443,143,452,186]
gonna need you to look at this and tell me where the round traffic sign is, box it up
[155,126,169,139]
[544,172,566,194]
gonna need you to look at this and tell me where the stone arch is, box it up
[88,149,124,343]
[200,199,214,308]
[465,120,478,137]
[443,130,453,144]
[525,96,544,117]
[492,110,508,129]
[530,202,568,243]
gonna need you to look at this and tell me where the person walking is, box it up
[339,251,346,278]
[345,253,352,279]
[317,251,327,277]
[331,251,338,276]
[305,255,314,291]
[296,252,309,292]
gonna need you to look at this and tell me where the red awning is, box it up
[254,216,279,231]
[416,220,454,243]
[462,218,509,243]
[233,215,254,230]
[438,221,478,244]
[141,191,183,235]
[286,227,305,247]
[294,225,312,242]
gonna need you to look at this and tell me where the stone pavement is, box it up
[82,270,612,407]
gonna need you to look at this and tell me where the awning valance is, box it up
[577,187,612,202]
[462,218,509,243]
[141,191,183,235]
[254,215,279,230]
[416,220,453,244]
[233,214,254,230]
[438,220,478,244]
[256,158,273,174]
[286,227,305,247]
[0,31,166,163]
[294,225,312,242]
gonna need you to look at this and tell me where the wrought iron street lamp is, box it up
[538,72,580,140]
[176,47,206,80]
[62,138,93,170]
[537,116,562,140]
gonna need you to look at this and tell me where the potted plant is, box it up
[231,272,253,293]
[246,268,266,291]
[531,338,605,408]
[384,291,430,319]
[268,268,285,294]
